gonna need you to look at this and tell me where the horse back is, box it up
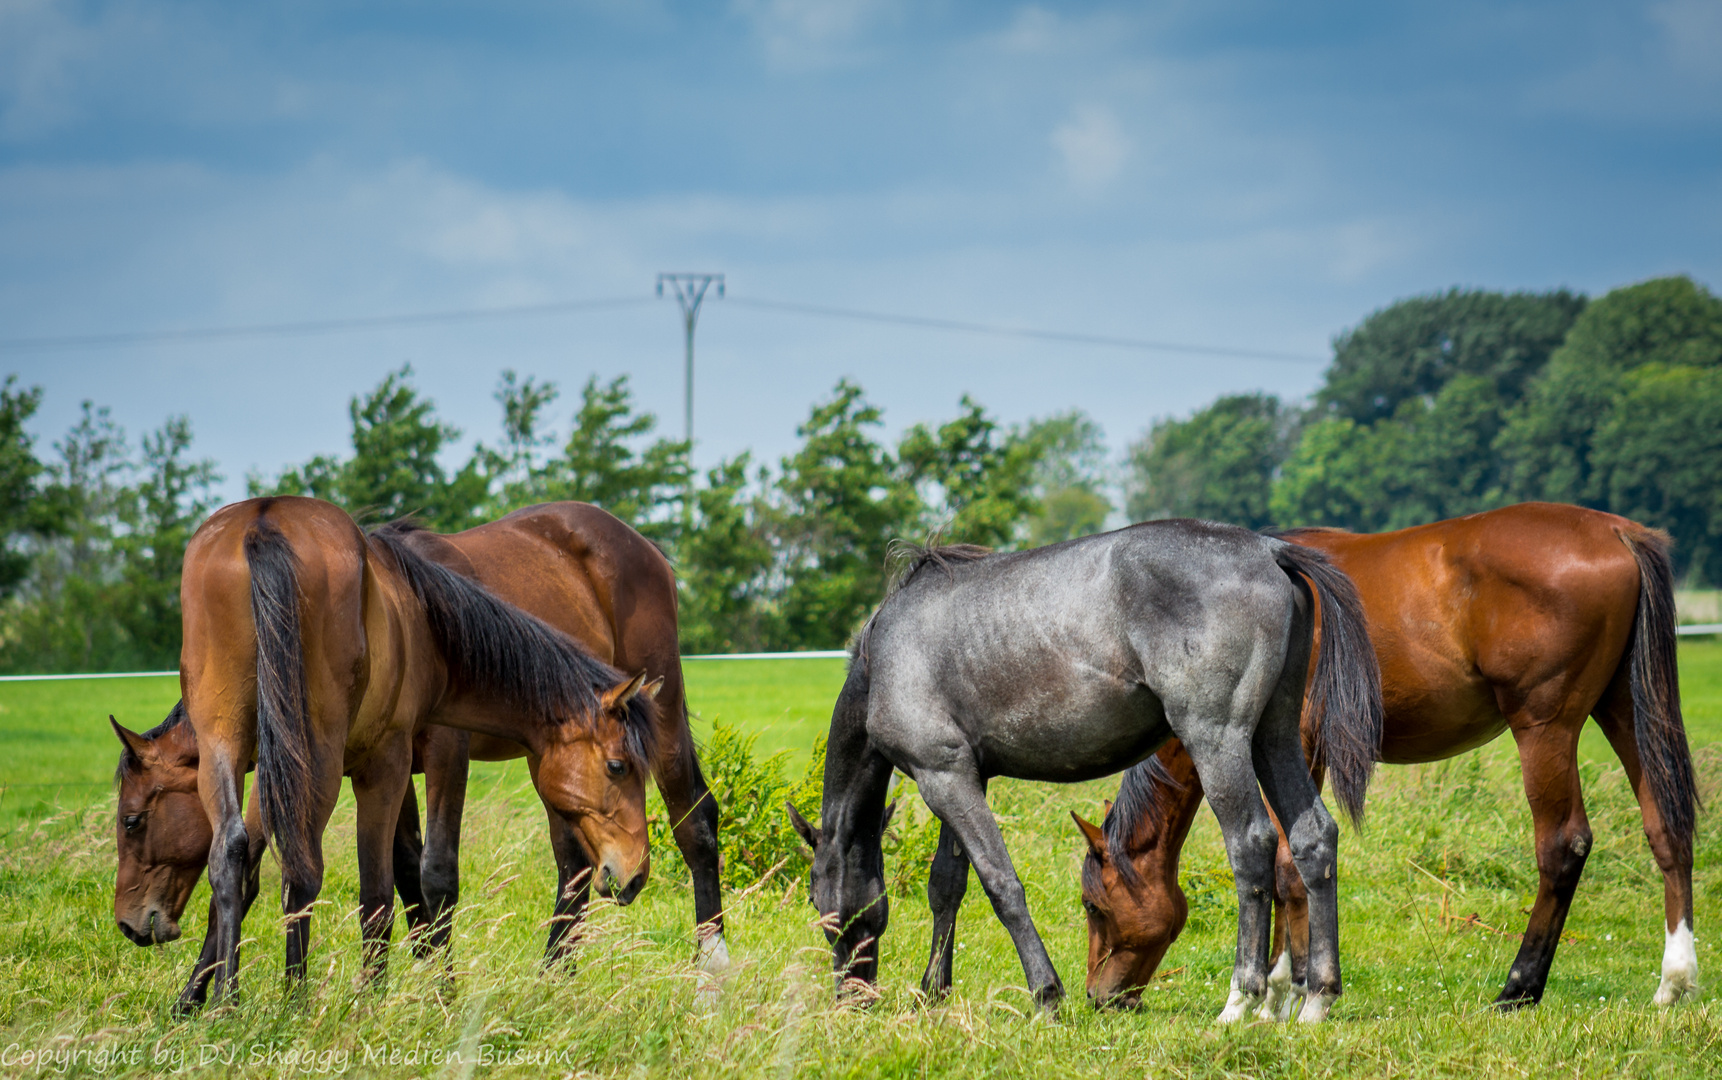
[1286,502,1643,763]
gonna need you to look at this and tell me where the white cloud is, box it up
[731,0,898,67]
[1051,105,1130,194]
[1653,0,1722,79]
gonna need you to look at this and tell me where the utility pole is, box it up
[656,273,725,451]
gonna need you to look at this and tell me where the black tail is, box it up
[246,517,317,886]
[1269,540,1384,827]
[369,523,657,768]
[1618,527,1699,858]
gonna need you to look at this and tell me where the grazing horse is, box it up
[787,521,1384,1022]
[1077,503,1698,1012]
[113,502,726,973]
[114,496,659,1011]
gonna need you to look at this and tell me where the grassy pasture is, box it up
[1,644,1721,1077]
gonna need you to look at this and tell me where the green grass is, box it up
[2,647,1722,1077]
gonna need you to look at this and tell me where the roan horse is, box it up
[787,520,1384,1022]
[113,502,727,976]
[111,497,663,1011]
[1077,503,1699,1013]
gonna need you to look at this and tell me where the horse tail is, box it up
[246,516,317,887]
[1268,540,1384,827]
[1617,526,1698,858]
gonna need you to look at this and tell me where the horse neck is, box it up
[1127,756,1205,884]
[821,675,892,853]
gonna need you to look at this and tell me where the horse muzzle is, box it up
[118,909,181,946]
[594,862,647,905]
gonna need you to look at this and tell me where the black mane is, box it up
[887,540,993,595]
[369,522,657,768]
[1099,754,1183,885]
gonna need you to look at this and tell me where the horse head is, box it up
[1075,807,1188,1009]
[788,798,895,996]
[530,671,659,905]
[111,707,210,946]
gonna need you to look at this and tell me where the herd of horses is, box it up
[107,496,1700,1024]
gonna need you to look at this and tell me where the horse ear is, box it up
[1102,798,1113,818]
[1071,812,1107,859]
[111,716,153,766]
[880,800,897,834]
[600,670,650,713]
[786,802,820,851]
[642,676,665,702]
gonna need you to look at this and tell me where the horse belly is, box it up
[969,688,1170,784]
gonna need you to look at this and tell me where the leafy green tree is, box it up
[1499,276,1722,504]
[774,380,919,650]
[1021,410,1112,547]
[112,417,223,668]
[1126,393,1290,528]
[1319,288,1585,426]
[1588,364,1722,584]
[677,453,779,654]
[255,366,486,530]
[0,378,55,596]
[898,396,1041,548]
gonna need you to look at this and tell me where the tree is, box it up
[112,417,223,668]
[1126,393,1289,528]
[774,380,919,650]
[898,396,1041,548]
[677,454,778,654]
[1499,276,1722,505]
[0,378,54,596]
[1318,288,1585,426]
[1588,365,1722,584]
[1021,411,1112,547]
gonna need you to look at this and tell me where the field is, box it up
[3,645,1722,1077]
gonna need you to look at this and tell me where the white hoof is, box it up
[1296,990,1337,1024]
[1255,953,1295,1022]
[697,932,732,975]
[1218,987,1263,1024]
[1654,920,1699,1006]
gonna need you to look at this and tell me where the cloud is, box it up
[730,0,899,67]
[1653,0,1722,80]
[1051,105,1130,194]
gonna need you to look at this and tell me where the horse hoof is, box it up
[1217,988,1262,1024]
[1655,921,1699,1006]
[1296,991,1337,1023]
[1255,954,1296,1022]
[696,932,731,975]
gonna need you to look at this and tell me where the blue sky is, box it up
[2,0,1718,496]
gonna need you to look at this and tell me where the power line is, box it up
[0,296,652,352]
[0,291,1326,365]
[725,297,1325,364]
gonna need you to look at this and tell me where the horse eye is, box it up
[1082,900,1100,917]
[122,814,144,833]
[606,759,627,778]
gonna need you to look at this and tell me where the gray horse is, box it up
[788,519,1383,1023]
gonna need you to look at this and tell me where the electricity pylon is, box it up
[656,273,725,450]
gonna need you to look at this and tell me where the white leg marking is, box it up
[1255,953,1294,1022]
[697,931,732,974]
[1296,990,1337,1023]
[1218,984,1262,1024]
[1654,919,1698,1006]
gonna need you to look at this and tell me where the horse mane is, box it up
[1263,525,1351,540]
[369,521,657,768]
[886,539,993,596]
[113,700,190,785]
[1099,754,1184,886]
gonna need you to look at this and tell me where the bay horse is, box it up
[112,497,662,1011]
[113,502,726,974]
[786,521,1384,1022]
[1076,503,1698,1013]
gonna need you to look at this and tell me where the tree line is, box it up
[0,272,1715,672]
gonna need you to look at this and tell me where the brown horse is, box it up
[113,496,661,1011]
[1076,503,1698,1011]
[114,501,726,975]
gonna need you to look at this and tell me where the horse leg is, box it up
[1251,720,1342,1023]
[1258,811,1309,1022]
[1178,727,1282,1024]
[351,744,411,984]
[418,726,470,956]
[1496,717,1590,1007]
[543,809,593,968]
[394,781,428,942]
[655,726,726,972]
[915,764,1063,1009]
[178,781,265,1013]
[1593,687,1698,1005]
[181,744,252,1011]
[920,819,971,1000]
